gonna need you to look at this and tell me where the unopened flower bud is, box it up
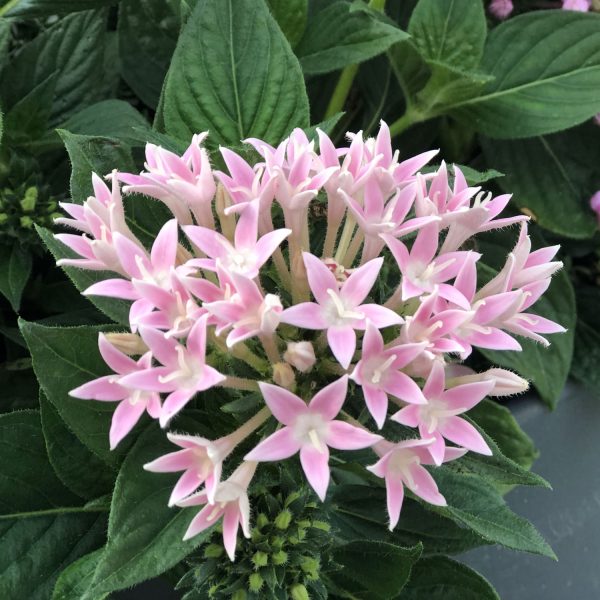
[248,572,264,593]
[284,341,316,373]
[104,332,149,356]
[272,550,288,565]
[484,368,529,396]
[204,543,224,558]
[252,551,269,568]
[20,187,38,212]
[290,584,310,600]
[274,508,292,530]
[272,363,296,390]
[232,590,247,600]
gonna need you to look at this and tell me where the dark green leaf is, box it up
[159,0,309,148]
[450,11,600,138]
[478,268,575,408]
[40,391,116,500]
[85,423,211,596]
[0,244,32,311]
[571,287,600,396]
[295,1,408,75]
[118,0,181,109]
[0,513,106,600]
[0,410,81,516]
[0,10,109,125]
[408,0,486,71]
[266,0,307,48]
[52,548,108,600]
[481,123,600,239]
[19,320,129,467]
[330,540,421,600]
[433,469,555,558]
[4,0,118,18]
[468,399,537,470]
[400,555,499,599]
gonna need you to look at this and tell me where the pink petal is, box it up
[160,389,195,427]
[300,444,330,501]
[421,429,446,466]
[169,469,205,506]
[441,380,495,411]
[113,233,150,279]
[119,367,175,392]
[406,464,446,505]
[303,252,339,306]
[423,361,445,399]
[184,225,230,260]
[384,371,426,404]
[359,304,403,328]
[258,382,307,425]
[309,375,348,420]
[253,228,291,268]
[187,314,208,361]
[183,503,224,541]
[410,223,439,266]
[197,365,226,391]
[383,235,410,271]
[98,334,138,374]
[84,278,138,300]
[244,427,301,461]
[234,200,259,249]
[438,416,492,455]
[326,420,381,450]
[138,326,179,367]
[362,385,389,429]
[385,475,405,530]
[222,504,241,561]
[144,448,195,472]
[280,303,327,329]
[341,258,383,306]
[327,325,356,369]
[109,399,146,449]
[151,219,178,273]
[362,320,384,357]
[69,376,126,401]
[391,404,420,427]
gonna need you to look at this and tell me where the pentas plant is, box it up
[57,122,564,561]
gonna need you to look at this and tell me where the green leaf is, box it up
[0,512,106,600]
[295,1,408,75]
[400,555,499,600]
[408,0,486,71]
[3,0,119,18]
[19,320,130,467]
[478,268,575,408]
[266,0,307,48]
[159,0,309,148]
[450,11,600,138]
[329,540,422,600]
[468,399,537,471]
[0,244,32,311]
[40,391,116,501]
[118,0,181,109]
[52,549,107,600]
[330,485,487,555]
[37,226,130,325]
[3,73,57,144]
[433,469,555,558]
[454,414,549,489]
[481,123,600,239]
[60,100,151,146]
[0,410,81,516]
[84,423,211,597]
[0,10,109,125]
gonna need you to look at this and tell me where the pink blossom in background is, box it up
[591,191,600,227]
[489,0,514,19]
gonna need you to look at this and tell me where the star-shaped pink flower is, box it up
[281,253,402,368]
[245,376,381,501]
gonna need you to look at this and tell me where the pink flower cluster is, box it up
[489,0,596,20]
[58,122,564,560]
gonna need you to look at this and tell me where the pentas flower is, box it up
[120,315,225,427]
[367,438,466,530]
[562,0,591,10]
[118,133,216,227]
[392,361,494,465]
[281,253,401,368]
[489,0,514,19]
[177,461,257,561]
[591,191,600,227]
[69,334,160,449]
[56,123,565,560]
[184,200,290,279]
[350,321,427,428]
[245,377,382,500]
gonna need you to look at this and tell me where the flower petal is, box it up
[244,427,301,461]
[109,399,146,449]
[303,252,338,306]
[300,444,330,502]
[341,257,383,306]
[326,420,381,450]
[327,325,356,369]
[438,416,492,455]
[385,475,405,530]
[309,375,348,421]
[280,302,327,329]
[405,464,446,506]
[258,382,307,425]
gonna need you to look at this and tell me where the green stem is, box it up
[324,64,359,120]
[0,505,110,521]
[0,0,20,18]
[388,108,424,138]
[221,376,259,392]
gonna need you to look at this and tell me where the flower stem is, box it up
[230,406,271,443]
[260,333,281,365]
[334,214,356,264]
[388,108,425,138]
[209,329,268,373]
[342,228,364,267]
[0,0,20,17]
[221,376,259,392]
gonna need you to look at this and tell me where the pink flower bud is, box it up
[284,341,316,373]
[103,332,148,356]
[483,368,529,396]
[272,362,296,389]
[590,190,600,227]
